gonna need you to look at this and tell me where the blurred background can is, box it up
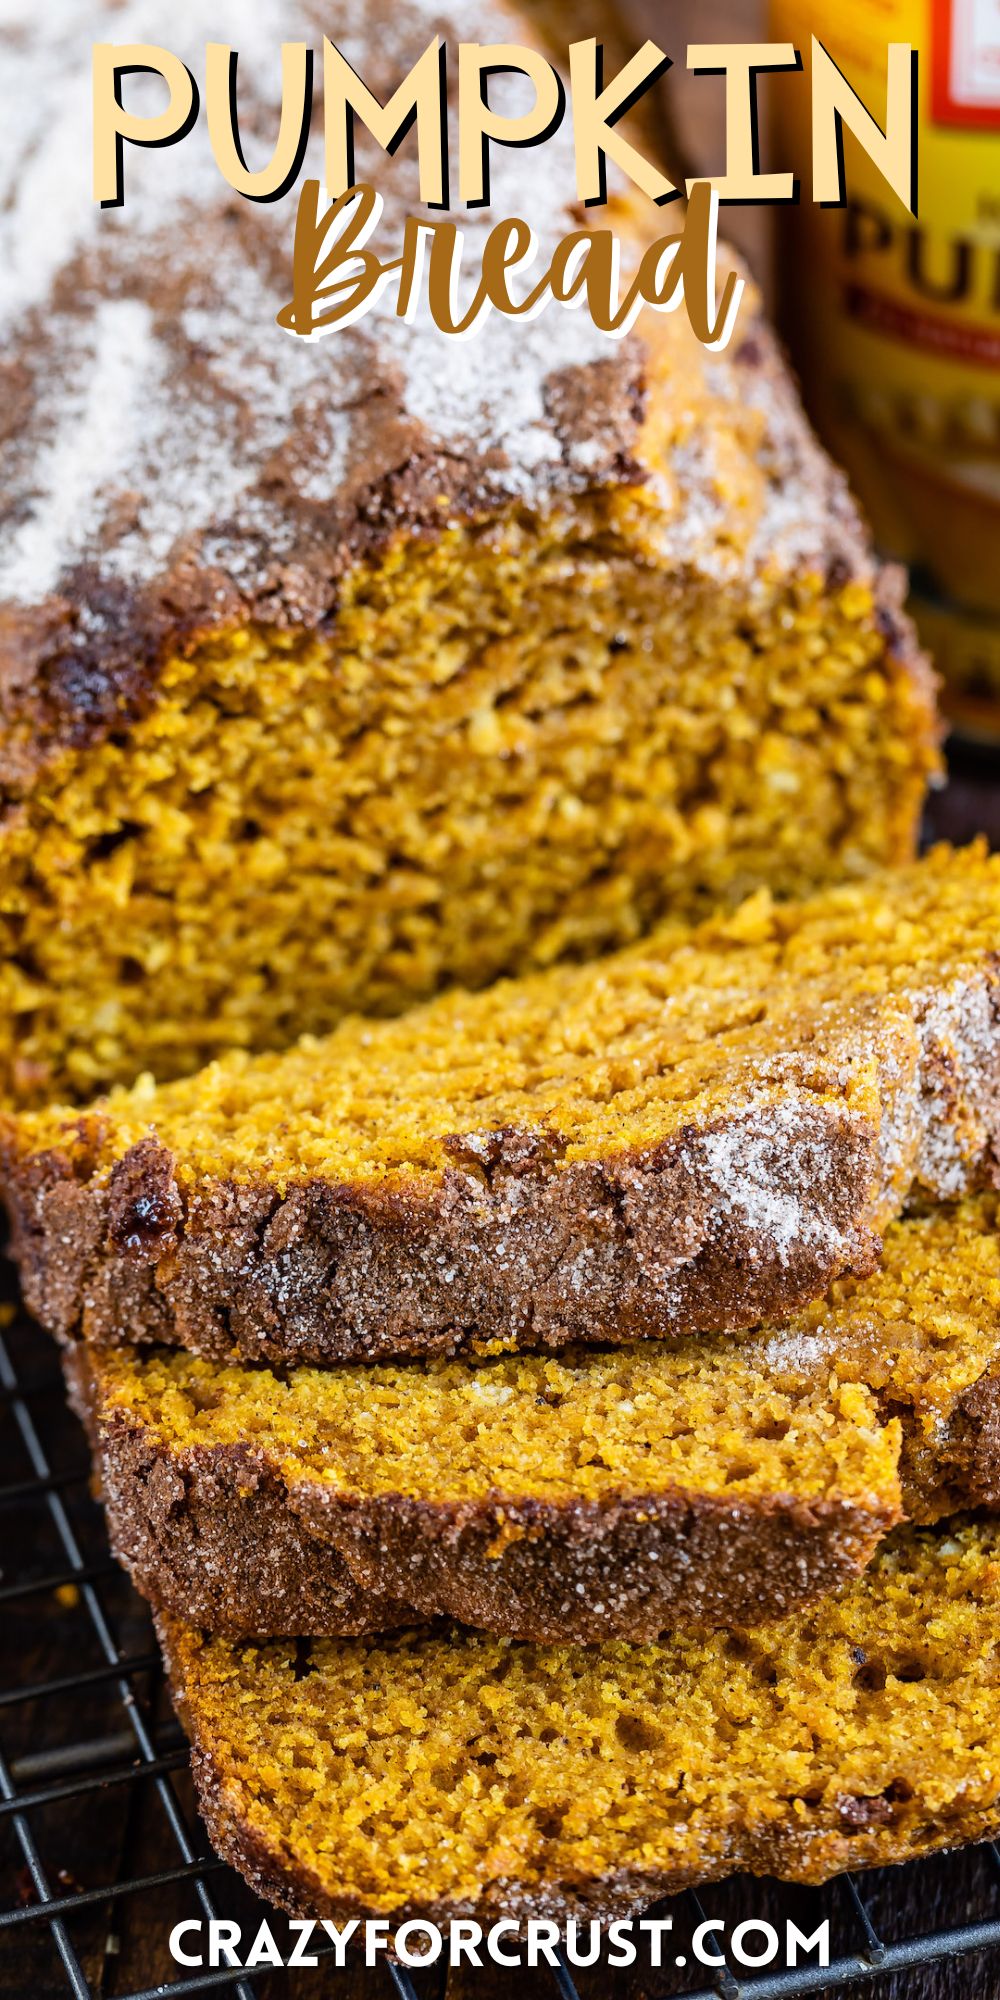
[770,0,1000,738]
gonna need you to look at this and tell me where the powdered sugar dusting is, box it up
[387,291,616,502]
[693,1102,855,1269]
[0,0,863,618]
[0,0,297,322]
[0,299,155,601]
[914,977,1000,1199]
[754,1327,836,1376]
[684,968,1000,1303]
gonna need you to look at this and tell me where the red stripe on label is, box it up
[843,281,1000,363]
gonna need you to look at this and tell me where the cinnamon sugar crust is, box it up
[63,1194,1000,1642]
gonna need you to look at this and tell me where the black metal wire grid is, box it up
[4,1284,1000,2000]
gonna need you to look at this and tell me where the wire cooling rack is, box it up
[3,1275,1000,2000]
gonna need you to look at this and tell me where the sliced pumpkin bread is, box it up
[71,1196,1000,1640]
[6,845,1000,1367]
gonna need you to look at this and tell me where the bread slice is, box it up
[67,1196,1000,1641]
[0,1,936,1109]
[6,845,1000,1365]
[157,1519,1000,1926]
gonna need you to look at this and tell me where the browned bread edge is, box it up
[66,1342,897,1640]
[155,1586,1000,1926]
[7,948,1000,1366]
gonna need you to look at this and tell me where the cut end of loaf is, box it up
[0,482,936,1112]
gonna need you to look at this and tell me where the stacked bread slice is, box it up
[157,1522,1000,1923]
[6,843,1000,1925]
[60,1192,1000,1640]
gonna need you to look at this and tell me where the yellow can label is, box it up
[770,0,1000,702]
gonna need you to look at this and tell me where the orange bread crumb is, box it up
[158,1520,1000,1926]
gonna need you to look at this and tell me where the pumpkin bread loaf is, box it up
[67,1195,1000,1641]
[6,845,1000,1366]
[157,1519,1000,1926]
[0,0,936,1111]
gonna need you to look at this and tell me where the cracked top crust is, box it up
[1,0,882,797]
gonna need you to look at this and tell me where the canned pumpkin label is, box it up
[771,0,1000,727]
